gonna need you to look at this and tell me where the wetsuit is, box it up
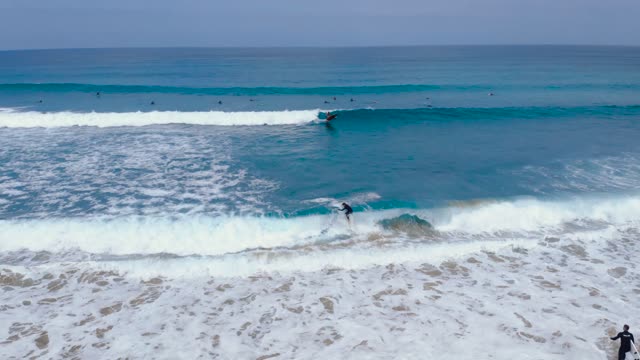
[339,204,353,220]
[611,331,635,360]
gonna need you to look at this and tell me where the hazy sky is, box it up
[1,0,639,50]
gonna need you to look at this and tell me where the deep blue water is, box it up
[1,46,640,220]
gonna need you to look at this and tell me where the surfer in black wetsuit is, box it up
[611,325,636,360]
[339,202,353,223]
[325,112,337,121]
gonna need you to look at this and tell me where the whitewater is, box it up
[2,46,640,359]
[0,109,322,128]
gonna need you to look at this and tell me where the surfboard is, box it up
[631,341,640,360]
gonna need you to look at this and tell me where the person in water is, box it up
[611,324,636,360]
[325,112,337,121]
[339,202,353,223]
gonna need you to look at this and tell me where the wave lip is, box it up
[0,109,321,128]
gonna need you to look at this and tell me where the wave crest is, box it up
[0,109,321,128]
[1,194,638,258]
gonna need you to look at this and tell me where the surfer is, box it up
[339,202,353,223]
[325,112,337,121]
[611,325,636,360]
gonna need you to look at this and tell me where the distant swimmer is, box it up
[325,112,337,121]
[150,101,155,105]
[218,100,223,104]
[333,97,337,101]
[611,325,636,360]
[38,99,43,103]
[488,92,495,96]
[339,202,353,224]
[96,92,101,97]
[350,98,355,102]
[324,100,330,104]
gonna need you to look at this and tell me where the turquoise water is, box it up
[3,46,640,360]
[0,45,640,250]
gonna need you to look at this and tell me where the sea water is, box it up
[1,46,639,359]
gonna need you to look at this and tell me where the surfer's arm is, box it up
[611,333,621,340]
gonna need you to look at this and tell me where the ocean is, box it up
[1,46,639,359]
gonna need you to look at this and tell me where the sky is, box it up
[1,0,639,50]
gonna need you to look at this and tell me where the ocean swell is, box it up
[1,105,639,128]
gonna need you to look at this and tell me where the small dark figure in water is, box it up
[611,324,636,360]
[488,92,495,96]
[324,100,330,104]
[333,97,336,101]
[38,99,43,103]
[96,92,101,97]
[249,98,255,102]
[150,101,155,105]
[339,202,353,224]
[218,100,222,105]
[350,98,355,102]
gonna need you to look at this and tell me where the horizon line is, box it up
[1,43,639,52]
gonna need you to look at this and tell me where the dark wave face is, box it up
[335,104,640,122]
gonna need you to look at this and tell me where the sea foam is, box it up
[1,194,637,272]
[0,109,321,128]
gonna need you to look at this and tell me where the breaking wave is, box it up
[0,109,321,128]
[1,104,639,128]
[1,193,638,258]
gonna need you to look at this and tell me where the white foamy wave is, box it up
[0,109,322,128]
[0,107,22,113]
[0,214,371,256]
[1,194,639,259]
[431,194,640,233]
